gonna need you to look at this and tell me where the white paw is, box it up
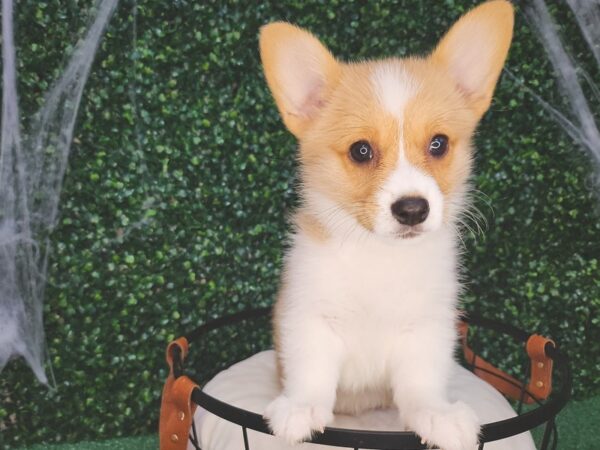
[264,395,333,444]
[407,401,480,450]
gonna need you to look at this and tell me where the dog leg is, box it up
[391,325,480,450]
[265,317,343,444]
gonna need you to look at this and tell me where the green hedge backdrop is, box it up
[1,0,598,447]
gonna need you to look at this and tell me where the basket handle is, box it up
[526,334,554,402]
[159,337,199,450]
[458,322,554,404]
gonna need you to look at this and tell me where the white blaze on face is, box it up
[371,63,416,121]
[370,64,445,237]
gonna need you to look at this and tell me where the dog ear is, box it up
[430,0,514,118]
[259,22,341,138]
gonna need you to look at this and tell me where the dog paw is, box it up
[264,395,333,444]
[407,401,480,450]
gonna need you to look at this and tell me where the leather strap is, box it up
[159,337,199,450]
[526,334,554,401]
[458,322,526,401]
[458,322,554,404]
[166,337,190,366]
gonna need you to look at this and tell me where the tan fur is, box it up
[300,62,402,231]
[259,23,342,137]
[295,56,478,231]
[400,58,479,195]
[293,210,330,242]
[430,0,514,118]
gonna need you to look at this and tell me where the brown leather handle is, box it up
[166,337,189,367]
[525,334,554,402]
[458,322,554,404]
[159,337,199,450]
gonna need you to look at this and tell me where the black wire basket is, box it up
[159,307,571,450]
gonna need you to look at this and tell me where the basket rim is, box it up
[174,308,571,449]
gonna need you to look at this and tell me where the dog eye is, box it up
[428,134,449,158]
[349,141,373,163]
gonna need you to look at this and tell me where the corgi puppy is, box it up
[259,1,514,449]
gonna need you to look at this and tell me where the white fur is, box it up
[266,189,478,449]
[371,63,418,121]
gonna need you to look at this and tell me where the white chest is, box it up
[283,227,460,389]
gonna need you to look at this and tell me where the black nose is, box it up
[391,197,429,226]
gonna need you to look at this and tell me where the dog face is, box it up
[260,1,513,240]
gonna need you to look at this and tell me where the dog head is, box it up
[260,0,513,240]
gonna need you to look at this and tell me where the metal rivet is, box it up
[170,434,179,443]
[537,362,544,369]
[178,411,185,421]
[536,380,544,388]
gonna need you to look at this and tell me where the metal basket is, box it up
[159,307,571,450]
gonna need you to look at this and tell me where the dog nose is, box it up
[391,197,429,226]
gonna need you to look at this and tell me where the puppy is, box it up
[260,2,514,449]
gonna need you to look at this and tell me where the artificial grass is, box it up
[17,396,600,450]
[19,435,157,450]
[549,395,600,449]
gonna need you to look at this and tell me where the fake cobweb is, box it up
[0,0,119,383]
[511,0,600,192]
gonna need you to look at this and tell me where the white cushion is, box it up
[191,350,536,450]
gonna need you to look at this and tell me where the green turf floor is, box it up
[18,436,158,450]
[18,396,600,450]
